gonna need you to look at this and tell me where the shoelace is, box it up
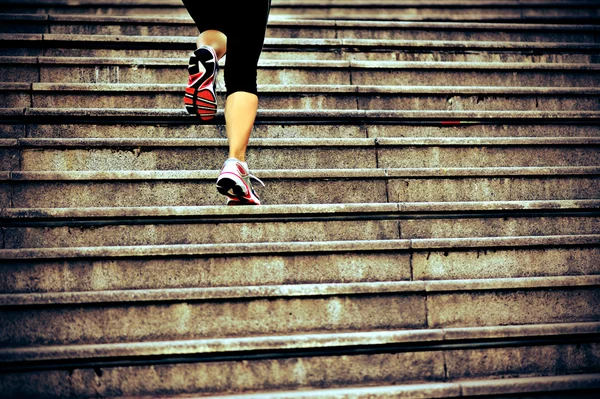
[247,173,265,187]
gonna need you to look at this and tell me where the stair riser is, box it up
[2,289,599,346]
[3,64,598,88]
[2,23,598,43]
[3,219,401,249]
[2,177,598,207]
[1,343,598,399]
[4,123,600,140]
[5,92,598,111]
[8,146,599,171]
[4,6,600,21]
[3,48,597,64]
[2,247,599,293]
[5,216,599,249]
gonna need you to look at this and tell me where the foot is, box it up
[216,158,265,205]
[184,45,218,121]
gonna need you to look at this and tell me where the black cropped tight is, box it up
[181,0,271,97]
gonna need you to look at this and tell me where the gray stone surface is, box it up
[10,178,388,207]
[446,343,600,380]
[413,247,600,280]
[400,216,600,239]
[428,288,600,328]
[0,350,445,398]
[20,146,377,171]
[388,176,600,202]
[18,122,600,140]
[0,294,427,346]
[379,146,600,168]
[3,219,399,248]
[0,252,411,293]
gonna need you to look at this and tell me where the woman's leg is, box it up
[224,92,258,162]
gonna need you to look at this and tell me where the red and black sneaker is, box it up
[184,45,218,121]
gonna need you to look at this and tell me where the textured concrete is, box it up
[2,322,597,363]
[9,178,389,207]
[16,122,600,140]
[0,293,427,346]
[2,16,596,42]
[400,216,600,239]
[4,57,599,87]
[428,288,600,328]
[26,84,600,111]
[388,176,600,202]
[3,219,399,248]
[379,146,600,168]
[20,145,377,171]
[446,343,600,380]
[413,247,600,280]
[0,350,445,398]
[0,252,411,293]
[2,34,599,63]
[16,140,600,171]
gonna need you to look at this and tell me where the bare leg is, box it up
[196,30,227,59]
[224,92,258,162]
[197,30,257,163]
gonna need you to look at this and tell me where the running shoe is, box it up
[216,158,265,205]
[184,45,218,121]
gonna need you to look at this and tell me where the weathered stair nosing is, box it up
[4,57,600,87]
[3,200,599,220]
[2,14,599,42]
[2,275,599,307]
[1,322,598,363]
[3,34,599,63]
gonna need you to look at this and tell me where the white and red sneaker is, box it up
[216,158,265,205]
[184,45,218,121]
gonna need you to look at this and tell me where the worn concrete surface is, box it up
[0,252,411,293]
[389,176,600,202]
[428,288,600,328]
[0,294,427,346]
[400,216,600,239]
[20,146,377,171]
[9,178,388,207]
[3,219,399,248]
[413,247,600,280]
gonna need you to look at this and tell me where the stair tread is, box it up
[2,274,599,306]
[111,374,600,399]
[1,322,598,363]
[4,166,600,181]
[5,57,600,71]
[3,200,599,219]
[4,33,600,49]
[2,234,599,260]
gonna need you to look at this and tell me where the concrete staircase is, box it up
[1,0,599,398]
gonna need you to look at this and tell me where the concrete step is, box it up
[3,34,599,63]
[2,320,598,363]
[2,108,600,139]
[2,0,600,22]
[1,137,599,172]
[2,14,599,43]
[1,230,599,290]
[1,365,599,399]
[2,200,599,248]
[0,323,598,398]
[1,166,599,206]
[4,57,600,87]
[1,275,599,346]
[3,83,599,112]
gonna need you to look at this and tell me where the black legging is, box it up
[181,0,271,97]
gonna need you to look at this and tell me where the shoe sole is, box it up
[184,48,217,121]
[216,174,261,206]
